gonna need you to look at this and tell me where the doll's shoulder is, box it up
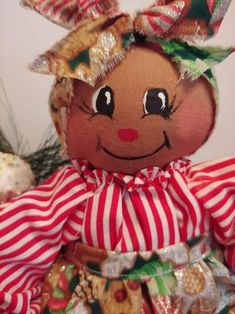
[185,157,235,197]
[187,157,235,180]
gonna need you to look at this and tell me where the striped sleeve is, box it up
[187,157,235,270]
[0,165,91,313]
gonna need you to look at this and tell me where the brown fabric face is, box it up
[65,46,215,174]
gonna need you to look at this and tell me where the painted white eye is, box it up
[143,88,170,118]
[92,85,114,116]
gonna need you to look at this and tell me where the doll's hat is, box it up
[23,0,234,86]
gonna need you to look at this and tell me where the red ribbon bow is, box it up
[22,0,231,40]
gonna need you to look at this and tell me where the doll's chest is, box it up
[79,180,211,252]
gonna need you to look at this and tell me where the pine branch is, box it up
[0,128,14,154]
[23,139,69,184]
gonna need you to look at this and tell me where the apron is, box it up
[41,233,235,314]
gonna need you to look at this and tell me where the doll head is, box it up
[25,0,233,174]
[65,45,215,174]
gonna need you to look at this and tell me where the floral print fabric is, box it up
[42,233,235,313]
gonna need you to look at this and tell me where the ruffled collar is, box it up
[71,159,190,192]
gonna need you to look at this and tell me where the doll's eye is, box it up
[143,88,171,118]
[92,85,114,117]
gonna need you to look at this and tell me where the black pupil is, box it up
[145,88,170,117]
[96,86,114,116]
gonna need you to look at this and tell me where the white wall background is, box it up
[0,0,235,163]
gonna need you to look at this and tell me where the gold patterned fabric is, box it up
[41,234,235,313]
[30,15,133,86]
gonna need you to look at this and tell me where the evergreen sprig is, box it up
[23,137,69,184]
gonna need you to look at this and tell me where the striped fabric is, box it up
[0,157,235,313]
[22,0,117,29]
[22,0,81,29]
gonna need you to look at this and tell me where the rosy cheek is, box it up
[173,99,214,147]
[66,111,101,159]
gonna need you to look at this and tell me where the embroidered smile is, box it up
[100,131,171,160]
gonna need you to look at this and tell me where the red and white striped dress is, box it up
[0,157,235,313]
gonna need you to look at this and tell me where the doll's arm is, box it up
[187,157,235,270]
[0,165,91,313]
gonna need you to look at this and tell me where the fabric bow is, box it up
[22,0,233,86]
[22,0,232,40]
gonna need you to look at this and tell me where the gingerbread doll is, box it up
[0,0,235,313]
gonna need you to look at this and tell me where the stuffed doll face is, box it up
[66,45,215,174]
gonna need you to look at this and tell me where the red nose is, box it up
[117,129,139,142]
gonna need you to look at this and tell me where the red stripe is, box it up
[52,0,71,15]
[0,226,60,256]
[43,0,61,14]
[144,188,164,248]
[131,190,152,249]
[147,16,164,34]
[160,14,176,26]
[80,0,98,13]
[0,170,81,221]
[123,201,140,250]
[194,181,235,204]
[189,158,235,177]
[206,189,235,215]
[1,235,60,265]
[34,0,47,10]
[109,185,120,249]
[96,189,108,249]
[225,246,235,269]
[211,202,235,224]
[3,267,42,293]
[157,188,176,245]
[4,294,17,314]
[84,198,94,246]
[168,185,189,241]
[120,235,127,251]
[0,188,87,239]
[171,176,197,238]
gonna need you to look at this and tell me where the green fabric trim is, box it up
[68,49,90,70]
[90,301,103,314]
[154,38,233,81]
[215,0,224,10]
[122,32,133,50]
[68,275,79,293]
[187,0,211,22]
[146,37,233,104]
[50,102,59,113]
[218,306,230,314]
[141,37,234,105]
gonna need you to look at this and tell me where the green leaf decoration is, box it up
[218,306,230,314]
[23,135,69,185]
[127,261,176,296]
[43,307,50,314]
[68,49,90,70]
[105,279,111,291]
[153,38,233,82]
[186,235,203,248]
[0,129,14,154]
[65,264,75,281]
[53,287,66,299]
[65,299,76,313]
[69,275,80,293]
[90,300,103,314]
[50,102,59,113]
[187,0,211,22]
[122,32,133,50]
